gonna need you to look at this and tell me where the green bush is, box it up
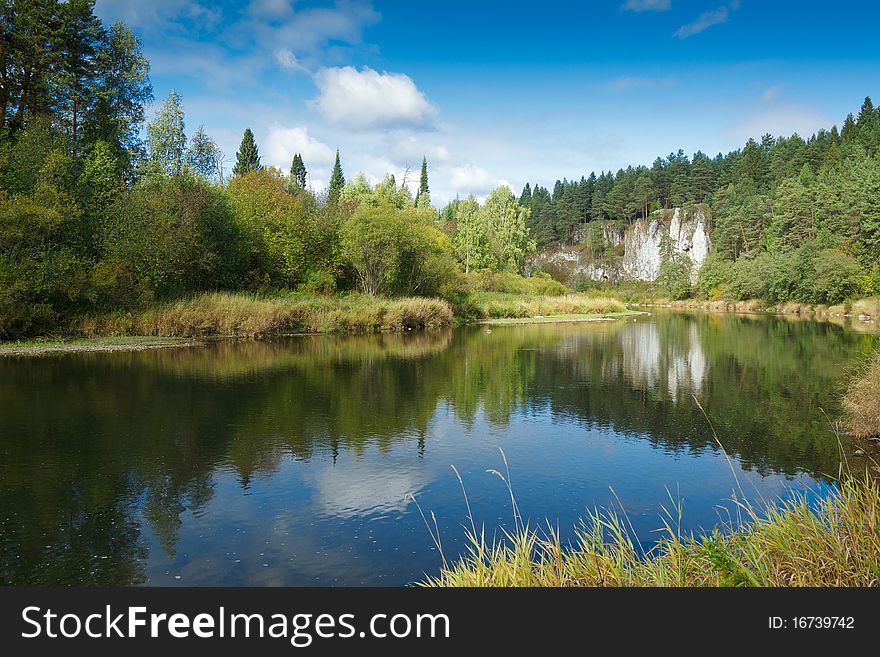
[340,203,462,297]
[808,248,863,305]
[469,269,567,296]
[696,252,732,300]
[726,253,770,301]
[101,173,246,302]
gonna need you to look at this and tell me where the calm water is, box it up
[1,312,876,586]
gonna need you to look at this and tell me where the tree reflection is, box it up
[0,315,873,584]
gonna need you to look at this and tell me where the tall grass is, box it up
[422,474,880,587]
[470,292,627,319]
[843,350,880,439]
[71,292,454,338]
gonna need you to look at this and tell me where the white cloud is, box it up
[275,48,308,73]
[311,66,437,130]
[247,0,293,20]
[447,164,498,195]
[674,1,739,39]
[94,0,221,31]
[245,2,379,55]
[264,125,336,171]
[622,0,671,12]
[760,84,784,102]
[386,135,451,168]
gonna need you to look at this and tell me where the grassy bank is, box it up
[655,296,880,319]
[468,292,627,319]
[70,292,454,338]
[424,475,880,587]
[843,350,880,439]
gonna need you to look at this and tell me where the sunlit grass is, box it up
[469,292,627,319]
[422,473,880,588]
[71,292,454,338]
[843,350,880,439]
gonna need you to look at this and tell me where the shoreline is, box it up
[0,336,205,357]
[476,311,644,325]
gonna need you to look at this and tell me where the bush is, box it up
[101,174,246,302]
[725,253,770,301]
[340,204,461,297]
[808,248,862,305]
[228,169,340,289]
[469,270,567,296]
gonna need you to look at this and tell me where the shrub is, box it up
[808,249,862,305]
[726,253,770,301]
[101,174,246,301]
[228,169,340,289]
[340,204,461,297]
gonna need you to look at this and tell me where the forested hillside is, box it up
[520,100,880,304]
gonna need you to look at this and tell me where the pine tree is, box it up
[415,156,431,208]
[857,97,875,125]
[328,149,344,198]
[289,153,307,190]
[232,128,261,176]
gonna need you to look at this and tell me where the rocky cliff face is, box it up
[534,204,712,285]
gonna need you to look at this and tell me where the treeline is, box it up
[524,99,880,305]
[0,1,539,338]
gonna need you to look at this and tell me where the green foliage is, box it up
[227,169,338,289]
[289,153,307,191]
[450,187,534,274]
[725,253,770,301]
[186,125,220,181]
[658,234,692,300]
[146,90,186,175]
[696,252,731,300]
[100,173,244,302]
[340,204,462,297]
[469,270,567,296]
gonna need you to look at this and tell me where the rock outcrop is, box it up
[534,204,712,285]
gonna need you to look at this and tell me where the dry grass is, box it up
[853,297,880,319]
[423,474,880,587]
[71,292,453,338]
[843,351,880,439]
[470,292,627,319]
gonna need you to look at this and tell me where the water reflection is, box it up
[0,313,875,585]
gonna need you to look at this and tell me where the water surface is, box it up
[1,312,876,585]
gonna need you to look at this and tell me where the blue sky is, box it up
[94,0,880,205]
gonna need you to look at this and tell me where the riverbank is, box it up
[637,297,879,322]
[425,475,880,587]
[0,336,202,357]
[0,290,631,352]
[478,311,640,325]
